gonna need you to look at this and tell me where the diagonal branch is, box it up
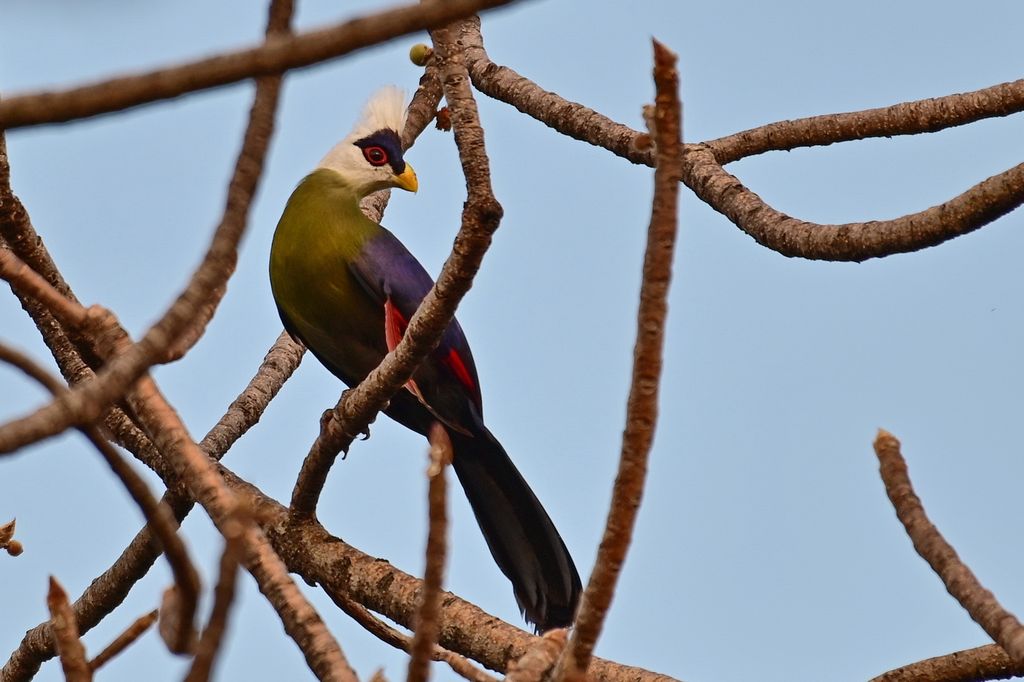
[1,332,303,681]
[552,38,683,682]
[0,340,201,654]
[0,0,518,129]
[0,0,292,458]
[289,17,504,516]
[869,642,1024,682]
[874,430,1024,664]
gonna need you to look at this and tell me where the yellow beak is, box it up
[394,164,418,193]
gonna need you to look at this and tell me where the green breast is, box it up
[269,168,386,382]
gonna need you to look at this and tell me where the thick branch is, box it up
[0,0,517,129]
[874,430,1024,663]
[870,643,1024,682]
[553,39,682,682]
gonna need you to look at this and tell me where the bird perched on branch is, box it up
[269,87,581,631]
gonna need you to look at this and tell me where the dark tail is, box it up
[448,427,581,631]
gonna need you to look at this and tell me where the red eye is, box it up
[363,146,388,166]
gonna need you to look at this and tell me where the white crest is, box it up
[350,86,407,139]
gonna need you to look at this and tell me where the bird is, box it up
[269,87,581,631]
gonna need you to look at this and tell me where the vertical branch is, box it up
[47,578,91,682]
[874,430,1024,663]
[184,516,244,682]
[406,424,452,682]
[554,39,682,681]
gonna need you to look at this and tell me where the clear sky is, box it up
[2,1,1024,681]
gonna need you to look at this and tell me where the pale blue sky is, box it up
[2,1,1024,680]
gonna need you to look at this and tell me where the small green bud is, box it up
[409,43,433,67]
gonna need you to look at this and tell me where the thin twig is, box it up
[552,38,683,682]
[0,0,518,129]
[874,430,1024,663]
[407,425,452,682]
[88,610,158,672]
[0,340,201,653]
[324,587,498,682]
[289,18,504,516]
[184,515,245,682]
[869,642,1024,682]
[47,578,91,682]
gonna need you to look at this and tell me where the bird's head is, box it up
[317,86,418,197]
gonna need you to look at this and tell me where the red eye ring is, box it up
[363,146,389,167]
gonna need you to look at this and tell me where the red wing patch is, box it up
[383,297,408,353]
[443,348,481,407]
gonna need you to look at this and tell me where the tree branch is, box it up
[705,78,1024,164]
[460,20,1024,261]
[0,0,518,129]
[88,610,158,673]
[874,430,1024,664]
[553,38,682,682]
[870,642,1024,682]
[1,333,303,680]
[47,578,91,682]
[407,425,452,682]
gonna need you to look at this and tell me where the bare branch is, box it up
[324,588,497,682]
[874,430,1024,664]
[88,610,158,673]
[1,332,303,680]
[0,340,201,653]
[251,469,676,682]
[460,20,1024,262]
[869,643,1024,682]
[0,0,518,129]
[553,39,683,682]
[706,78,1024,164]
[161,0,294,363]
[47,578,91,682]
[290,18,504,516]
[407,425,452,682]
[184,518,244,682]
[679,147,1024,261]
[0,0,298,461]
[506,630,567,682]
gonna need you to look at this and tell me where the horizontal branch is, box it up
[706,78,1024,164]
[0,0,516,129]
[460,19,1024,261]
[226,463,679,682]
